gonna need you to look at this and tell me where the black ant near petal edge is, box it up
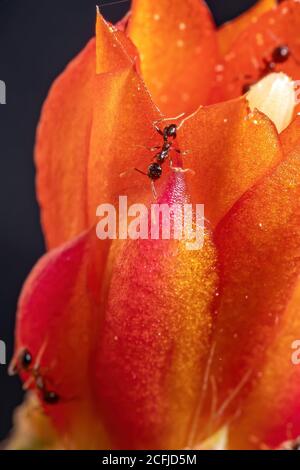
[121,113,193,198]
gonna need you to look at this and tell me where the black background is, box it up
[0,0,257,442]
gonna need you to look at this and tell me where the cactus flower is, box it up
[9,0,300,450]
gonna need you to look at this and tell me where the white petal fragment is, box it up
[247,72,296,133]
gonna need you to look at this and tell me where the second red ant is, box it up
[9,345,60,405]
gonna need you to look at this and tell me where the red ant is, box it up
[242,44,298,94]
[122,114,192,198]
[9,345,60,405]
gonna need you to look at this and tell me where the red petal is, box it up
[218,0,276,55]
[14,230,112,449]
[228,276,300,449]
[220,1,300,99]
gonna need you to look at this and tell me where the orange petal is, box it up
[220,0,300,99]
[35,12,159,250]
[196,138,300,448]
[218,0,276,55]
[96,9,137,73]
[280,114,300,152]
[87,65,161,225]
[178,97,282,227]
[127,0,219,115]
[35,39,96,249]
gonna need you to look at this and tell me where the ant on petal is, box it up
[242,44,298,94]
[122,113,193,199]
[9,344,61,406]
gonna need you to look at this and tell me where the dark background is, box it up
[0,0,257,442]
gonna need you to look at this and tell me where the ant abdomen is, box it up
[43,390,60,405]
[148,163,162,181]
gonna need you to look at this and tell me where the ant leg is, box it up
[22,340,49,390]
[120,168,143,178]
[292,54,300,66]
[120,168,133,178]
[8,357,18,376]
[134,144,161,151]
[169,159,195,175]
[135,168,148,177]
[153,113,185,127]
[153,124,164,137]
[120,168,148,178]
[153,113,186,134]
[174,149,191,156]
[120,168,157,199]
[32,340,48,376]
[151,181,157,200]
[120,168,150,179]
[23,375,35,391]
[148,146,161,152]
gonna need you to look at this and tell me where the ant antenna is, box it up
[120,168,158,199]
[23,375,34,391]
[8,357,18,376]
[151,181,157,199]
[33,339,48,373]
[153,113,185,128]
[134,168,148,177]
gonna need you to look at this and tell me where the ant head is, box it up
[148,163,162,181]
[20,348,33,370]
[43,390,60,405]
[242,83,252,94]
[165,124,177,139]
[272,45,290,64]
